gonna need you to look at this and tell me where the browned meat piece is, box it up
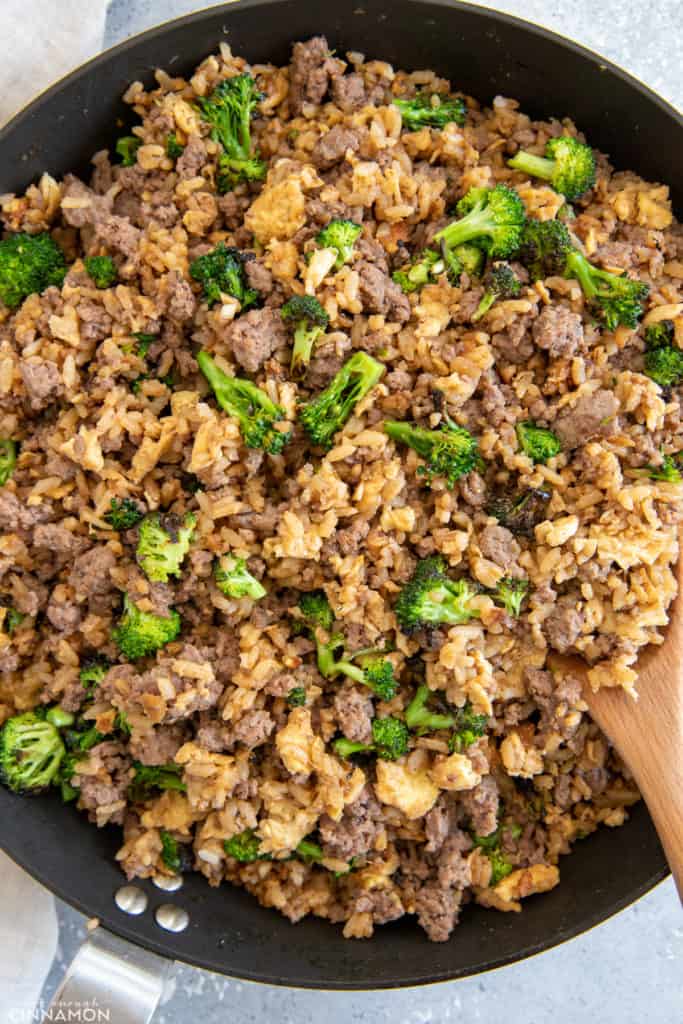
[288,36,341,114]
[223,306,288,373]
[165,270,196,323]
[478,523,520,569]
[76,299,113,342]
[491,316,534,364]
[459,775,499,837]
[128,724,187,765]
[543,599,584,653]
[331,73,367,112]
[532,305,584,359]
[8,573,48,616]
[424,798,452,853]
[437,830,473,888]
[353,888,403,924]
[357,261,411,322]
[525,666,583,739]
[46,590,82,632]
[311,126,360,170]
[95,215,141,261]
[175,136,208,179]
[244,258,274,297]
[33,524,86,574]
[68,545,116,604]
[319,786,382,860]
[231,709,275,748]
[74,740,132,827]
[19,359,62,411]
[0,492,52,534]
[554,389,619,450]
[60,175,111,227]
[333,682,373,743]
[414,882,462,942]
[58,680,89,713]
[459,471,487,509]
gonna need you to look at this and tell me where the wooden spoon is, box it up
[551,554,683,900]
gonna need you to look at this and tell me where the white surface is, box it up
[0,1,679,1021]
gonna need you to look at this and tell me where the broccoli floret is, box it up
[224,828,266,863]
[471,262,521,322]
[84,256,118,289]
[515,421,561,464]
[334,717,409,760]
[281,294,330,376]
[493,577,529,617]
[392,249,444,293]
[300,351,385,449]
[129,761,186,802]
[315,219,362,270]
[470,827,513,885]
[317,643,397,700]
[190,242,259,310]
[394,92,466,130]
[445,242,486,282]
[0,232,67,310]
[405,684,456,732]
[509,136,596,201]
[112,593,181,660]
[132,332,155,357]
[565,249,648,331]
[0,440,17,486]
[632,453,682,483]
[3,607,25,635]
[79,656,110,693]
[449,703,489,752]
[160,830,185,873]
[434,185,526,262]
[104,497,144,531]
[395,556,480,634]
[286,687,307,707]
[0,711,65,794]
[644,319,674,349]
[384,419,481,487]
[197,350,290,455]
[115,135,141,166]
[644,347,683,389]
[643,320,683,388]
[214,554,266,600]
[297,590,335,633]
[197,73,266,191]
[136,512,196,583]
[371,716,409,758]
[486,487,551,536]
[166,133,185,160]
[517,218,573,281]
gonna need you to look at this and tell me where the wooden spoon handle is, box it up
[587,677,683,901]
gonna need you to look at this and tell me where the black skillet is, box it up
[0,0,679,993]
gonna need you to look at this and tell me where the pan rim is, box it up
[0,0,676,987]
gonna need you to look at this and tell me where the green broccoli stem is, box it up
[565,249,599,298]
[435,204,494,252]
[45,708,75,729]
[471,291,496,322]
[334,738,372,757]
[507,151,555,182]
[291,324,323,376]
[405,684,456,731]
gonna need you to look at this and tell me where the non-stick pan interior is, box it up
[0,0,676,988]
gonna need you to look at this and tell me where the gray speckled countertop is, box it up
[36,1,683,1020]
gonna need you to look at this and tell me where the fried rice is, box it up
[0,35,681,941]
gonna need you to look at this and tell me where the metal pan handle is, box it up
[42,929,170,1024]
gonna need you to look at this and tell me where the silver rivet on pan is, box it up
[114,885,148,915]
[152,873,184,892]
[155,904,189,933]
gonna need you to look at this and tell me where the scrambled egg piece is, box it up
[429,752,481,792]
[375,760,439,819]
